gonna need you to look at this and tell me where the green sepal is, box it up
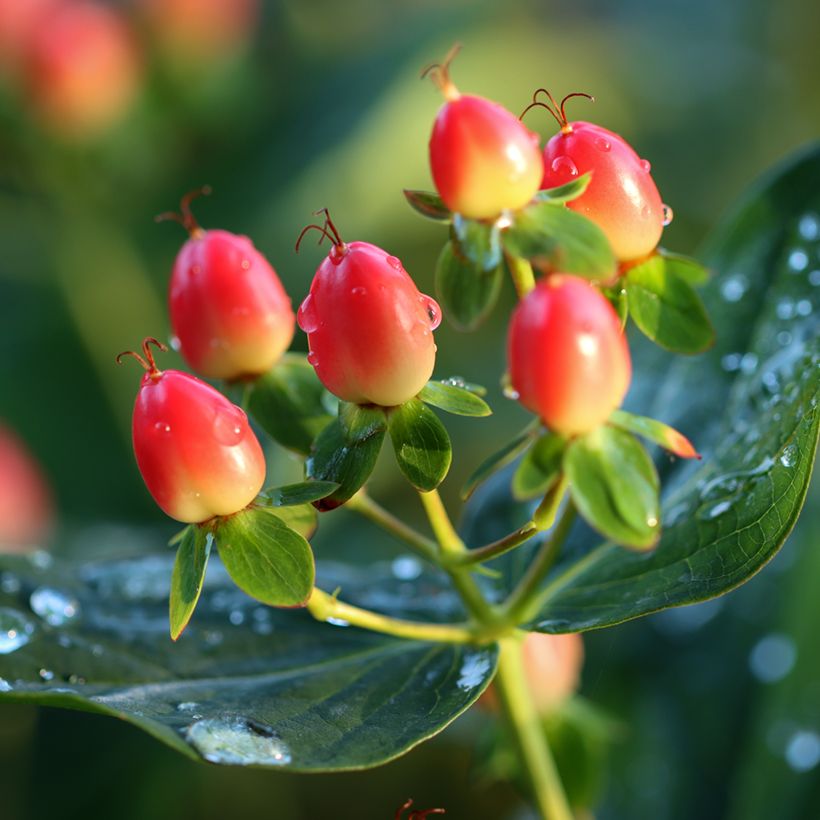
[418,380,492,417]
[608,409,700,459]
[461,422,541,500]
[168,525,190,547]
[387,398,452,491]
[257,481,340,508]
[564,426,660,551]
[501,201,616,281]
[214,506,315,606]
[658,248,711,285]
[534,172,592,204]
[338,401,388,441]
[403,189,452,222]
[452,214,503,272]
[512,432,566,501]
[624,254,715,354]
[272,503,318,540]
[247,354,333,455]
[305,412,387,511]
[602,284,629,329]
[435,240,503,331]
[169,525,211,640]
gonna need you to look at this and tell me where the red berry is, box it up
[425,47,543,220]
[120,338,265,524]
[165,190,295,381]
[508,275,631,435]
[0,0,63,76]
[0,422,53,551]
[24,1,140,139]
[296,214,440,407]
[530,91,666,262]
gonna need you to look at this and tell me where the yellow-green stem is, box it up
[506,253,537,299]
[447,522,540,566]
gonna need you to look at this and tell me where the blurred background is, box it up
[0,0,818,818]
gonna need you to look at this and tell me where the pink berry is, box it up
[508,275,631,435]
[296,212,440,407]
[120,338,266,524]
[164,189,295,381]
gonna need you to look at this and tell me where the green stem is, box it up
[347,491,439,563]
[418,488,464,555]
[501,494,577,625]
[494,638,574,820]
[307,588,478,644]
[448,522,540,566]
[505,253,537,299]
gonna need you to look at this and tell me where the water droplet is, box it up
[796,299,813,316]
[186,716,291,766]
[350,286,367,296]
[91,643,104,657]
[296,294,319,333]
[442,376,466,388]
[154,421,171,434]
[212,405,246,446]
[798,213,820,241]
[647,516,659,528]
[780,444,798,468]
[594,136,611,152]
[29,588,80,626]
[228,609,245,626]
[67,674,85,685]
[696,499,733,521]
[551,156,579,177]
[640,158,652,173]
[749,633,797,683]
[386,255,402,271]
[720,274,748,303]
[240,259,251,271]
[0,573,21,594]
[457,653,492,690]
[809,270,820,287]
[203,629,223,647]
[0,678,12,692]
[391,556,422,581]
[170,336,182,352]
[30,551,52,570]
[326,617,350,628]
[39,668,54,681]
[777,331,792,346]
[307,351,319,367]
[785,730,820,772]
[662,204,674,226]
[740,352,759,375]
[420,295,441,330]
[57,635,72,648]
[789,249,809,272]
[776,298,795,320]
[503,384,520,401]
[177,701,199,713]
[0,608,35,654]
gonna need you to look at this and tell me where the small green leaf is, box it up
[461,424,541,500]
[169,526,211,640]
[609,409,700,459]
[259,481,340,507]
[435,240,503,331]
[452,214,503,272]
[215,507,315,606]
[418,380,492,417]
[564,426,660,551]
[403,189,451,222]
[338,402,388,442]
[388,399,452,491]
[602,285,629,329]
[306,415,386,510]
[535,172,592,204]
[502,201,616,281]
[168,525,190,547]
[272,503,318,540]
[625,255,716,354]
[659,249,711,285]
[512,433,566,501]
[248,355,333,455]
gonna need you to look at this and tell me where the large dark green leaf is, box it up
[466,144,820,632]
[387,399,452,491]
[0,554,497,771]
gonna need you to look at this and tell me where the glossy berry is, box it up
[508,275,631,435]
[119,338,265,524]
[426,46,543,220]
[530,90,666,263]
[24,1,140,139]
[297,212,440,407]
[0,0,63,76]
[163,189,295,381]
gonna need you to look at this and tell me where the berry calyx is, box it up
[119,337,266,523]
[161,188,295,381]
[297,211,440,407]
[426,46,543,220]
[527,89,667,263]
[508,275,631,436]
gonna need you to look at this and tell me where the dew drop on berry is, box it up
[240,259,251,271]
[170,335,181,352]
[212,405,246,446]
[551,156,579,177]
[297,294,319,333]
[503,384,520,401]
[420,295,442,330]
[386,255,402,271]
[154,421,171,434]
[662,204,674,226]
[351,286,367,296]
[640,158,652,173]
[307,351,319,367]
[594,137,611,152]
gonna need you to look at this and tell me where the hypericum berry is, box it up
[0,0,62,76]
[296,211,440,407]
[0,422,54,551]
[118,338,265,524]
[425,45,543,220]
[161,188,295,381]
[24,1,140,139]
[527,89,667,263]
[508,275,631,435]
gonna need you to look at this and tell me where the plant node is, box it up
[155,186,212,237]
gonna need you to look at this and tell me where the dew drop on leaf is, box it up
[29,587,80,626]
[0,608,35,655]
[186,716,292,766]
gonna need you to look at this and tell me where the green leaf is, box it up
[338,401,387,442]
[659,248,711,286]
[215,506,315,607]
[305,415,386,510]
[602,284,629,329]
[501,201,616,281]
[271,503,318,540]
[512,433,566,501]
[461,424,540,500]
[435,240,503,331]
[248,354,333,455]
[258,481,340,507]
[402,189,451,222]
[535,172,592,204]
[0,554,497,770]
[565,426,661,550]
[418,380,492,417]
[452,214,503,272]
[387,398,452,491]
[169,526,212,640]
[609,409,699,459]
[625,254,716,354]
